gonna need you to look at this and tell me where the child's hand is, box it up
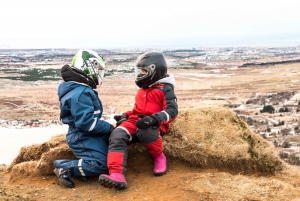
[114,113,128,126]
[136,115,158,129]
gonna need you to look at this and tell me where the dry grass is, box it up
[164,106,284,174]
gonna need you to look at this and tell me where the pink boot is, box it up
[153,152,167,176]
[98,173,127,190]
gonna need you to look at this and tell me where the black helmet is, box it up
[135,52,167,88]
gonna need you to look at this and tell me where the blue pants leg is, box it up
[53,159,108,177]
[53,131,109,177]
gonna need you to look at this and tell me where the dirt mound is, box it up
[4,106,300,200]
[8,106,284,177]
[164,106,283,173]
[7,134,76,176]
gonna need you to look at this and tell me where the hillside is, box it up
[2,106,300,201]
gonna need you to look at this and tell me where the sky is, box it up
[1,0,300,49]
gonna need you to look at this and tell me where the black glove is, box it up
[136,114,158,129]
[114,113,128,126]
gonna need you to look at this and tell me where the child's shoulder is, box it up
[162,83,175,90]
[152,83,174,91]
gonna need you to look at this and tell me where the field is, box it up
[1,60,300,122]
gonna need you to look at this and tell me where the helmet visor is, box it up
[86,58,105,86]
[135,64,156,82]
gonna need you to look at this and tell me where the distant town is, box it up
[1,45,300,66]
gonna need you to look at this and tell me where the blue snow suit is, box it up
[53,81,111,177]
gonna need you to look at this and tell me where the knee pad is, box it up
[109,127,131,152]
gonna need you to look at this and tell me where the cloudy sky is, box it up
[1,0,300,49]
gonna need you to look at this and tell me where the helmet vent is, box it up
[150,64,155,70]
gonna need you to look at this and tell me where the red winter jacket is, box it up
[125,74,178,133]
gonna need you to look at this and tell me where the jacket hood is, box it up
[156,74,176,87]
[58,81,89,100]
[61,64,97,89]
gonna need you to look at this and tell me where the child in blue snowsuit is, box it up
[53,49,114,188]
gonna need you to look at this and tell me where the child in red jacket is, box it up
[99,51,178,190]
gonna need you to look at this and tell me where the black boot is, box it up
[54,168,75,188]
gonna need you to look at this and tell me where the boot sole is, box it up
[154,170,167,177]
[98,176,127,190]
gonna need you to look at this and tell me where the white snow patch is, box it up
[0,125,68,165]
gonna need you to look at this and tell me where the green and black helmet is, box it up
[72,49,105,87]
